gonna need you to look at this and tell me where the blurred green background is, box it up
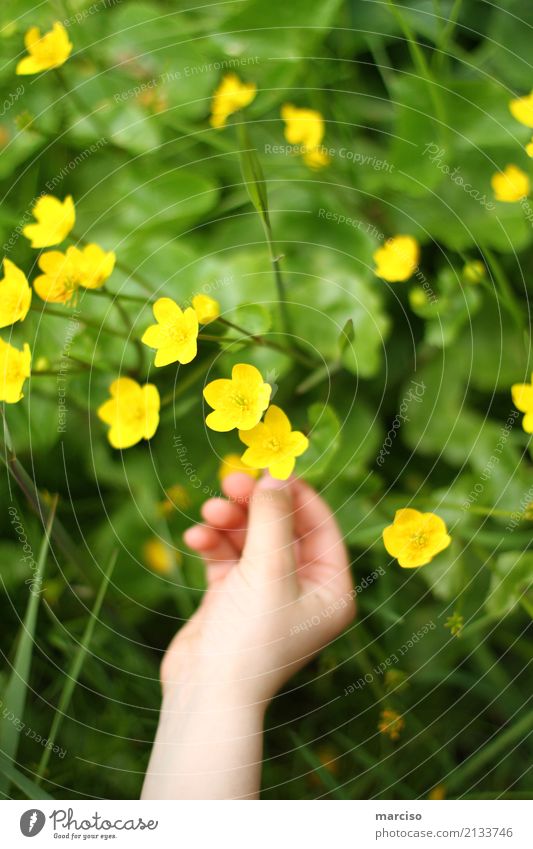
[0,0,532,799]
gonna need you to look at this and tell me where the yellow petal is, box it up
[142,324,168,349]
[205,409,235,432]
[153,297,182,324]
[512,382,533,413]
[269,457,296,480]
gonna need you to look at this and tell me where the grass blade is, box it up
[36,550,117,782]
[0,757,52,800]
[0,497,57,795]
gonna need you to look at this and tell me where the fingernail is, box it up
[256,472,289,490]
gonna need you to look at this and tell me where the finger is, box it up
[200,497,248,552]
[183,524,238,584]
[220,472,256,505]
[292,479,352,595]
[241,474,297,584]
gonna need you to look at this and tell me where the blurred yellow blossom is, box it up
[142,298,198,367]
[210,73,256,129]
[142,538,180,575]
[378,709,404,741]
[373,235,419,282]
[23,194,75,248]
[526,138,533,158]
[383,508,451,568]
[511,375,533,433]
[219,452,260,481]
[0,339,31,403]
[491,164,530,202]
[204,363,271,432]
[97,377,160,449]
[509,91,533,128]
[16,22,72,75]
[192,293,220,324]
[239,404,308,480]
[281,103,329,169]
[428,785,446,800]
[462,260,486,285]
[0,259,32,327]
[73,243,115,289]
[158,484,191,515]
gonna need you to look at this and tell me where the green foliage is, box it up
[0,0,532,802]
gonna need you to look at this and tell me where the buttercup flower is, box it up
[210,73,256,129]
[0,259,32,327]
[204,363,271,432]
[0,339,31,403]
[193,293,220,324]
[383,508,451,568]
[462,260,486,285]
[281,103,329,169]
[34,249,79,304]
[142,538,179,575]
[142,298,198,367]
[97,377,160,449]
[73,244,116,289]
[34,244,115,304]
[219,452,260,481]
[23,194,75,248]
[378,709,404,741]
[16,22,72,75]
[239,405,309,480]
[373,235,420,282]
[509,91,533,128]
[491,164,530,202]
[511,375,533,433]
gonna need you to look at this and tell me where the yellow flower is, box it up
[0,338,31,403]
[72,243,115,289]
[16,22,72,75]
[378,709,404,741]
[23,194,75,248]
[192,293,220,324]
[158,484,191,515]
[281,103,329,169]
[34,249,79,304]
[383,508,451,568]
[141,298,198,367]
[219,452,260,481]
[511,374,533,433]
[239,404,309,480]
[491,164,530,202]
[462,260,486,285]
[0,259,32,327]
[97,377,160,449]
[509,91,533,128]
[373,235,420,282]
[34,244,115,304]
[210,73,256,129]
[142,538,180,575]
[526,138,533,158]
[203,363,271,432]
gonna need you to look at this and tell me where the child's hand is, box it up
[162,473,355,705]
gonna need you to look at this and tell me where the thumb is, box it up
[241,474,297,583]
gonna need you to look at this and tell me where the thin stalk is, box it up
[100,286,145,370]
[160,355,218,409]
[481,243,526,339]
[386,0,448,143]
[260,215,291,337]
[30,303,131,341]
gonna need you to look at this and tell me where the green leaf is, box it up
[238,125,270,226]
[338,318,355,356]
[486,552,533,618]
[0,757,52,800]
[0,498,56,796]
[226,303,272,337]
[299,403,341,483]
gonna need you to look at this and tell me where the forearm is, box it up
[141,675,265,800]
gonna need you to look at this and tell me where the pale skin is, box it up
[142,472,355,800]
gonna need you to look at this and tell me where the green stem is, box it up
[480,243,526,339]
[30,302,130,341]
[100,286,145,370]
[386,0,448,143]
[260,215,291,338]
[160,355,218,409]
